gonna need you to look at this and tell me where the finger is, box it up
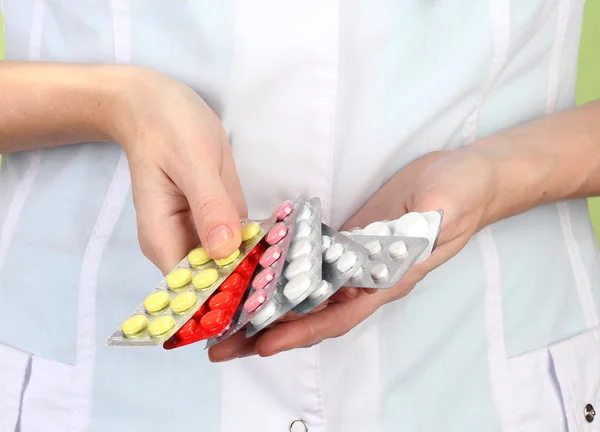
[255,293,382,357]
[208,332,258,362]
[178,163,243,260]
[220,142,248,219]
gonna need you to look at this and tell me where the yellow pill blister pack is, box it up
[106,218,276,347]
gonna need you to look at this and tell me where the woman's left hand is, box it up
[209,146,501,361]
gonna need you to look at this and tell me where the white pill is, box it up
[365,240,382,256]
[288,238,313,261]
[321,235,332,252]
[324,243,344,263]
[389,240,407,258]
[362,221,392,236]
[371,263,389,280]
[350,228,363,235]
[285,255,313,280]
[340,231,351,237]
[351,266,363,278]
[294,220,312,240]
[250,301,278,326]
[393,212,428,237]
[309,280,332,299]
[297,205,312,221]
[283,273,312,301]
[336,251,358,273]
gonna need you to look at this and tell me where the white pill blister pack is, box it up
[205,200,300,348]
[245,198,324,336]
[292,224,369,314]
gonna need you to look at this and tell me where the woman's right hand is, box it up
[111,67,247,274]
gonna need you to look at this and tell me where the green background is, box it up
[0,5,599,239]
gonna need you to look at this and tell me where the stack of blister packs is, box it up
[106,197,443,350]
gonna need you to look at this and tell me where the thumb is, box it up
[180,165,243,260]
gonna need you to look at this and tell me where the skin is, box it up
[2,62,600,361]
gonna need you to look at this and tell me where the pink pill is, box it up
[252,267,275,290]
[272,200,294,221]
[244,289,267,312]
[259,245,282,268]
[266,222,289,245]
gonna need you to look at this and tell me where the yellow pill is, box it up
[171,291,197,314]
[121,315,148,338]
[166,268,192,290]
[215,249,241,267]
[148,315,175,338]
[188,247,211,267]
[242,222,261,241]
[144,292,170,314]
[192,268,219,290]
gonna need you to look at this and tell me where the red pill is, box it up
[266,222,288,245]
[208,291,235,310]
[252,267,275,290]
[176,318,199,340]
[192,303,207,320]
[200,309,228,332]
[259,245,282,268]
[219,273,243,292]
[272,200,294,221]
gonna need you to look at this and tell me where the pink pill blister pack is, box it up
[245,198,324,336]
[205,200,300,348]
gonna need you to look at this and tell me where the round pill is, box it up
[272,200,294,221]
[351,266,363,278]
[252,267,275,290]
[288,238,313,261]
[192,268,219,290]
[371,263,389,280]
[250,301,278,326]
[148,315,175,337]
[200,309,227,332]
[389,240,408,258]
[363,221,392,236]
[393,212,428,237]
[283,273,312,301]
[192,303,207,320]
[296,205,312,221]
[309,280,332,299]
[166,268,192,290]
[365,240,382,256]
[350,228,363,235]
[324,243,344,263]
[121,315,148,337]
[187,248,211,267]
[321,235,332,252]
[176,318,199,340]
[284,256,313,280]
[170,291,197,314]
[144,291,170,314]
[294,220,312,240]
[244,289,267,312]
[340,231,351,237]
[219,272,243,292]
[215,249,241,267]
[242,221,261,241]
[208,291,234,310]
[266,222,289,245]
[336,251,358,273]
[259,245,282,268]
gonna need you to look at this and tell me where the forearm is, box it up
[0,61,135,153]
[470,99,600,225]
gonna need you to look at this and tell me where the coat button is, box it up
[585,404,596,423]
[289,419,308,431]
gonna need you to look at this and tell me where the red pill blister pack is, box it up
[205,199,299,348]
[105,218,276,347]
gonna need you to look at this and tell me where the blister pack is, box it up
[106,218,276,347]
[291,223,369,314]
[205,200,299,348]
[245,198,323,337]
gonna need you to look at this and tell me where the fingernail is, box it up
[206,224,234,253]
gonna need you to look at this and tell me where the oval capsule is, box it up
[166,268,192,290]
[200,309,228,333]
[121,315,148,337]
[219,272,243,292]
[259,245,282,267]
[266,222,288,245]
[272,200,294,221]
[148,315,175,337]
[244,289,267,312]
[171,291,197,314]
[193,268,219,290]
[144,291,170,314]
[208,291,235,311]
[252,268,275,290]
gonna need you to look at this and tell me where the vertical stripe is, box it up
[545,0,598,328]
[0,0,44,271]
[68,1,132,430]
[463,0,514,429]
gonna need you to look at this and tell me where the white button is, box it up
[321,235,332,252]
[324,243,344,263]
[289,419,309,432]
[362,221,392,236]
[336,251,357,272]
[249,301,278,326]
[309,280,332,299]
[296,206,312,221]
[393,212,428,237]
[283,273,312,301]
[294,220,312,240]
[365,240,382,256]
[284,255,313,280]
[389,240,407,258]
[371,263,389,280]
[288,238,313,260]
